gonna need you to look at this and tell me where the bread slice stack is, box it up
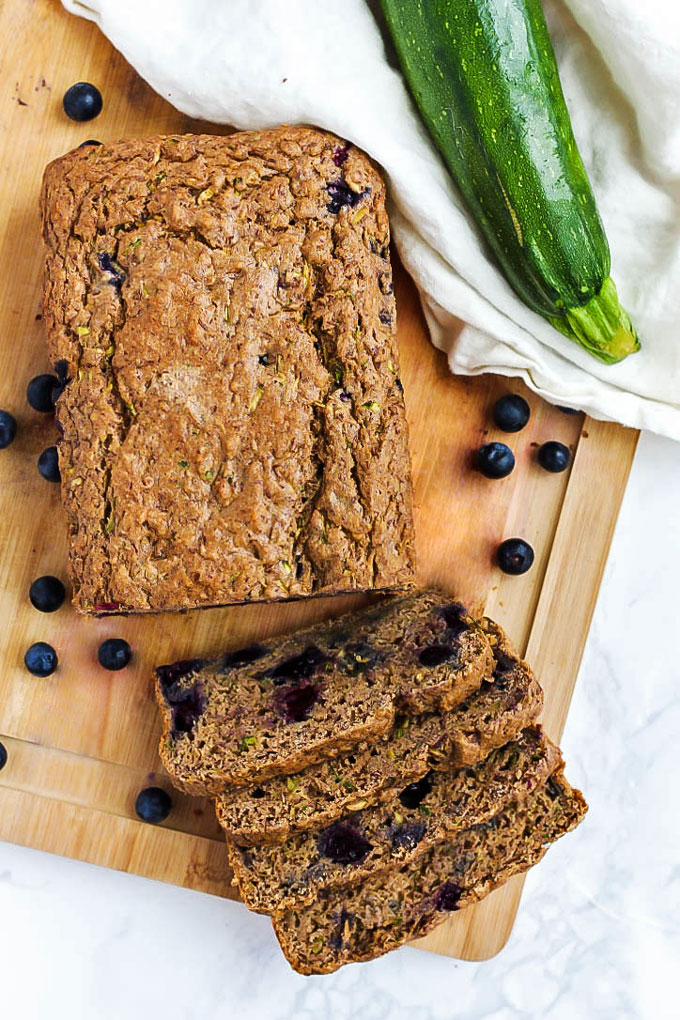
[154,589,587,974]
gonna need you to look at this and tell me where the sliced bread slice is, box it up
[272,770,587,974]
[156,590,493,794]
[229,725,561,913]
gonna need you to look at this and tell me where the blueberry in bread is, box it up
[215,618,540,846]
[228,725,561,913]
[40,127,415,614]
[155,590,494,793]
[272,770,587,974]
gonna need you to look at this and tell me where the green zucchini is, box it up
[380,0,640,364]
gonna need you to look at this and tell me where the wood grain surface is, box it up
[0,0,639,963]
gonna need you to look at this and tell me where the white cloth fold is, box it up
[64,0,680,438]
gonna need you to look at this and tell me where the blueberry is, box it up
[157,661,207,736]
[54,359,70,384]
[222,644,267,669]
[440,604,468,643]
[493,394,530,433]
[556,405,580,415]
[332,144,350,167]
[170,684,205,736]
[497,538,535,575]
[537,441,571,473]
[51,361,70,404]
[135,786,172,824]
[326,180,363,214]
[0,410,17,448]
[62,82,103,122]
[545,777,562,800]
[98,253,126,288]
[418,645,456,667]
[493,649,514,677]
[0,741,7,771]
[157,659,206,690]
[434,881,462,912]
[78,139,101,147]
[399,772,432,810]
[266,645,329,684]
[390,821,426,851]
[29,575,66,613]
[97,638,132,671]
[318,822,372,865]
[27,373,59,413]
[475,442,515,479]
[24,641,58,677]
[38,446,60,482]
[273,682,320,723]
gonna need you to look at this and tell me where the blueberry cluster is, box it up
[473,393,579,575]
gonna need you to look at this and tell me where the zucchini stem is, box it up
[550,277,640,364]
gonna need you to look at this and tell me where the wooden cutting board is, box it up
[0,0,638,962]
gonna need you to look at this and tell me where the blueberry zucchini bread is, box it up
[40,127,415,615]
[156,590,494,793]
[272,771,587,974]
[215,619,542,845]
[228,725,561,913]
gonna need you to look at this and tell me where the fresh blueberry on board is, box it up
[135,787,172,824]
[37,445,61,482]
[537,441,571,473]
[493,394,530,433]
[29,575,66,613]
[27,373,59,413]
[24,642,58,677]
[62,82,103,122]
[97,638,132,671]
[497,538,535,575]
[475,441,515,479]
[0,410,17,448]
[0,741,7,771]
[78,139,102,147]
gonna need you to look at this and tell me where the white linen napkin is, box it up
[63,0,680,438]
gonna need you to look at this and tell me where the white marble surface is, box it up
[1,430,679,1020]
